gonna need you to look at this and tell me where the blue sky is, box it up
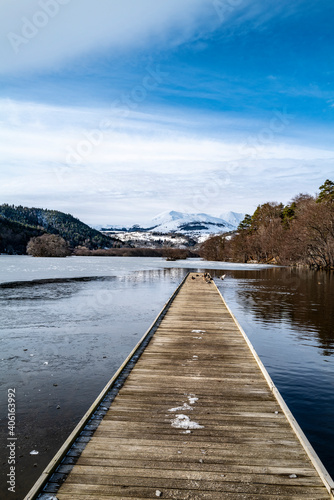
[0,0,333,225]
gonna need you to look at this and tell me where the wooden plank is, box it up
[60,475,328,495]
[75,456,319,475]
[62,465,325,487]
[56,485,330,500]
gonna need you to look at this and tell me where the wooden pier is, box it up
[26,273,334,499]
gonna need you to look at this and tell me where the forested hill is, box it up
[0,204,117,254]
[0,216,45,255]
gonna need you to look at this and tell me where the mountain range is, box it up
[99,210,245,235]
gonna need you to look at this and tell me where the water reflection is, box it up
[217,268,334,356]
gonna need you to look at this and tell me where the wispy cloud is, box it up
[0,0,216,74]
[0,98,333,224]
[1,0,306,75]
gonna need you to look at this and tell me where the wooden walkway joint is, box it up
[26,272,334,499]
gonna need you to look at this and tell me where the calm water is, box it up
[0,256,333,499]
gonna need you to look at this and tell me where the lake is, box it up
[0,255,333,499]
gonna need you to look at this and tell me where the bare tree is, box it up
[200,236,230,261]
[27,234,71,257]
[200,182,334,269]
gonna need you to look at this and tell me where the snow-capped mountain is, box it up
[98,211,244,236]
[97,211,245,248]
[219,211,245,229]
[147,211,236,234]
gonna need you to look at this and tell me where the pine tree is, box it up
[317,179,334,203]
[237,214,252,231]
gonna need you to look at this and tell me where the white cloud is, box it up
[0,98,333,224]
[0,0,312,77]
[0,0,216,74]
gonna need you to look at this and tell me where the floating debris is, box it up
[289,474,298,479]
[156,490,162,497]
[188,396,198,405]
[30,450,39,455]
[43,361,48,365]
[191,330,206,333]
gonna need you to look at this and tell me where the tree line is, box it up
[200,180,334,269]
[25,238,198,258]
